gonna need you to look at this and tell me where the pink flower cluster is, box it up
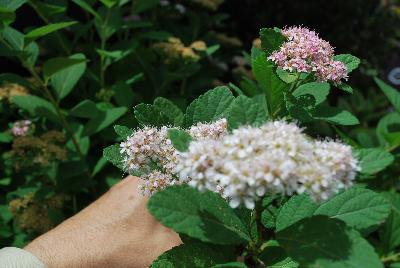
[268,26,348,84]
[11,120,32,137]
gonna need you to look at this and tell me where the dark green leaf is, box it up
[147,185,250,245]
[380,192,400,252]
[43,57,87,82]
[103,144,124,170]
[0,7,15,26]
[259,28,286,55]
[184,87,235,127]
[355,148,395,175]
[213,263,248,268]
[226,95,268,129]
[168,129,193,152]
[51,53,87,100]
[11,95,58,123]
[0,0,26,11]
[334,54,361,73]
[152,239,235,268]
[293,82,330,106]
[134,103,170,127]
[252,53,288,115]
[277,216,383,268]
[70,100,99,118]
[72,0,101,20]
[114,125,133,139]
[314,187,391,232]
[276,68,298,84]
[312,105,359,125]
[84,106,127,136]
[375,77,400,113]
[154,97,184,127]
[276,194,317,231]
[259,241,298,268]
[337,83,353,94]
[25,21,77,42]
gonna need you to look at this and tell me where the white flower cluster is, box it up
[120,119,228,196]
[176,121,359,209]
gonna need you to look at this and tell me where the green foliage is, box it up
[277,216,383,268]
[147,185,250,245]
[0,1,398,266]
[259,28,286,55]
[151,239,235,268]
[334,54,361,73]
[184,87,235,127]
[355,148,395,175]
[168,129,193,152]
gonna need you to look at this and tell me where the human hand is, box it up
[24,176,182,268]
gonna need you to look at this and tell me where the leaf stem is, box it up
[381,252,400,263]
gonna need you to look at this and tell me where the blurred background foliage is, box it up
[0,0,399,248]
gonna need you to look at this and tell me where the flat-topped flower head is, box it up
[11,120,32,137]
[120,119,229,196]
[176,121,359,209]
[268,26,348,84]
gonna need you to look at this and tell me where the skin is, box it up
[24,176,182,268]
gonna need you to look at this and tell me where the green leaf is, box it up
[277,216,383,268]
[168,129,193,152]
[72,0,101,20]
[0,73,32,89]
[91,157,108,177]
[51,53,87,100]
[259,28,286,55]
[226,95,268,129]
[103,144,124,170]
[0,132,12,143]
[252,53,288,115]
[154,97,184,127]
[100,0,117,8]
[152,239,235,268]
[380,192,400,252]
[314,187,391,232]
[70,100,99,118]
[0,177,11,186]
[375,77,400,113]
[11,95,58,123]
[0,0,26,11]
[334,54,361,73]
[132,0,159,13]
[355,148,395,175]
[184,87,235,127]
[377,112,400,147]
[259,241,298,268]
[84,106,127,136]
[336,83,353,94]
[134,103,170,127]
[147,185,250,245]
[213,263,248,268]
[275,194,317,232]
[114,125,133,139]
[32,1,66,17]
[0,7,15,26]
[293,82,330,106]
[25,21,77,43]
[43,57,87,82]
[2,26,24,50]
[276,68,298,84]
[312,105,359,125]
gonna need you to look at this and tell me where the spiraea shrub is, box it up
[104,26,400,267]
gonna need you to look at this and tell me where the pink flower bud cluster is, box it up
[176,121,359,209]
[268,26,348,84]
[11,120,32,137]
[120,119,228,196]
